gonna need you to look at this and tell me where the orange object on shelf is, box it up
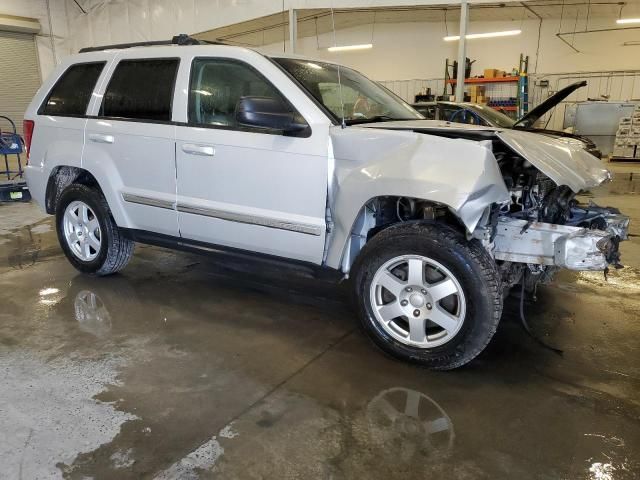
[490,106,517,111]
[447,76,519,84]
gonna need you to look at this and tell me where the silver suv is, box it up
[24,36,629,369]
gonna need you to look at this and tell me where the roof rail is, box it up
[79,34,225,53]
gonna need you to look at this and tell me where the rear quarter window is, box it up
[40,62,106,116]
[100,59,179,122]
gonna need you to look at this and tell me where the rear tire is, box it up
[352,222,502,370]
[56,184,134,276]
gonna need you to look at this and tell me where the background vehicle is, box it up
[412,81,602,158]
[24,38,628,370]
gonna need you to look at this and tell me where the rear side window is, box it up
[41,62,105,116]
[100,59,179,121]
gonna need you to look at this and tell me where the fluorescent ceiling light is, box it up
[444,29,522,41]
[616,18,640,24]
[327,43,373,52]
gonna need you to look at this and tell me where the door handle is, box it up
[181,143,215,156]
[88,133,115,144]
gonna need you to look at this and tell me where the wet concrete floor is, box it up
[1,164,639,479]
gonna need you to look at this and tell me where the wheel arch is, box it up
[44,165,130,229]
[45,166,99,214]
[328,195,472,274]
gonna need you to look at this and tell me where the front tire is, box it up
[56,184,134,276]
[352,222,502,370]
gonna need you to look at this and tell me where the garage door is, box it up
[0,31,41,135]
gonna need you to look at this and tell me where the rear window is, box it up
[100,59,179,122]
[41,62,105,116]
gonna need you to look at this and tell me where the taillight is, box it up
[23,120,34,163]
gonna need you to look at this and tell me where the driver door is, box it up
[174,57,328,264]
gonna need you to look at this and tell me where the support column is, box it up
[455,0,469,102]
[288,8,297,53]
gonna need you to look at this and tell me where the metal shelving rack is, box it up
[518,54,529,118]
[443,54,529,117]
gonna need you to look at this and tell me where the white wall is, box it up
[60,0,290,55]
[260,13,640,130]
[261,15,640,80]
[0,0,68,80]
[2,0,638,87]
[0,0,294,79]
[29,0,488,77]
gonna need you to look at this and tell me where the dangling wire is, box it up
[282,0,286,53]
[519,271,563,356]
[444,8,449,37]
[330,6,346,128]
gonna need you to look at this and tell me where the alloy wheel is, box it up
[369,255,466,348]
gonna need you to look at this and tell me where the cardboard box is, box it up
[613,146,635,157]
[484,68,499,78]
[468,85,485,96]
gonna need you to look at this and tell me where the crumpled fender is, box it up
[324,126,509,270]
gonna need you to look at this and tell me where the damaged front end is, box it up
[492,213,627,271]
[473,133,630,289]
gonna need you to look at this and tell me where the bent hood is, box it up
[359,120,610,192]
[496,128,610,192]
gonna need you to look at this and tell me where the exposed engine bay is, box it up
[486,144,629,290]
[351,136,630,294]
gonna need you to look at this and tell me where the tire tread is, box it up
[352,221,502,370]
[56,184,134,276]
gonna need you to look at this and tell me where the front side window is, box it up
[448,108,481,125]
[41,62,105,116]
[273,58,422,125]
[100,59,179,121]
[467,104,515,128]
[188,58,289,129]
[439,106,460,122]
[413,105,436,119]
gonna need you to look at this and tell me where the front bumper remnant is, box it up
[492,217,629,271]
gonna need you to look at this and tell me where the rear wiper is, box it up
[345,115,400,126]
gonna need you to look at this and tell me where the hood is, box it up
[513,80,586,129]
[358,120,610,192]
[358,119,497,135]
[496,129,610,192]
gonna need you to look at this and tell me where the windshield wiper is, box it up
[344,115,401,126]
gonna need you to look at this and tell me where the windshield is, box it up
[466,104,516,128]
[273,57,423,125]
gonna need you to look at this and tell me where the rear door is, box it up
[84,55,180,236]
[173,53,329,264]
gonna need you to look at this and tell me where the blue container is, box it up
[0,133,23,155]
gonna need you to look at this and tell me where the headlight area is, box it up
[483,149,629,271]
[492,216,627,271]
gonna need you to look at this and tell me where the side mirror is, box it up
[235,96,310,136]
